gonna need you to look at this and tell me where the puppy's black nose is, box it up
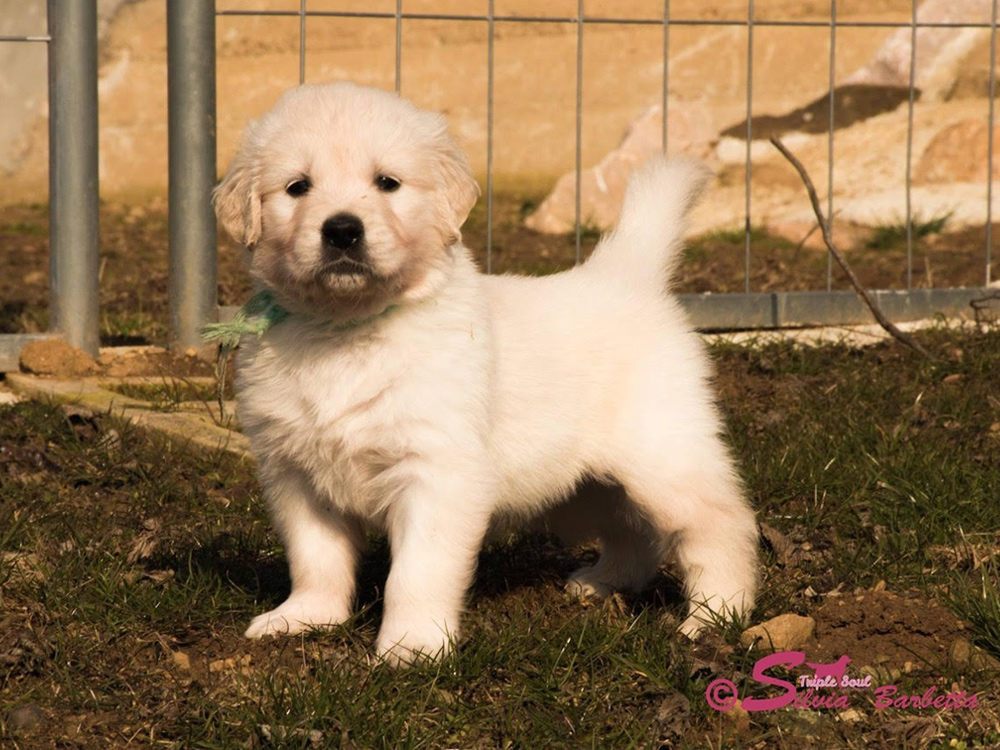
[321,213,365,252]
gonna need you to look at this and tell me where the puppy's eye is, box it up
[375,175,401,193]
[286,179,311,197]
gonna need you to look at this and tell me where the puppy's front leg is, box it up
[246,465,364,639]
[376,472,491,666]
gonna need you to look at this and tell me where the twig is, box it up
[770,136,932,359]
[970,290,1000,330]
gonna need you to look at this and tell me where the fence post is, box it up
[47,0,100,356]
[167,0,217,351]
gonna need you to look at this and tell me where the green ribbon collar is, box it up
[201,289,289,351]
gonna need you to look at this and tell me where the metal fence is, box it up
[0,1,100,368]
[1,1,997,369]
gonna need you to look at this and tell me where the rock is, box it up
[721,699,751,734]
[831,183,1000,231]
[759,523,795,565]
[19,339,99,377]
[950,636,1000,671]
[1,551,47,583]
[258,725,325,747]
[838,708,864,723]
[171,650,192,671]
[914,119,1000,185]
[845,0,993,101]
[6,703,45,732]
[656,691,691,723]
[720,85,913,143]
[0,390,22,405]
[524,102,716,235]
[740,614,816,651]
[209,654,251,673]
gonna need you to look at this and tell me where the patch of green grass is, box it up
[0,304,47,336]
[101,310,166,345]
[719,333,1000,587]
[519,197,540,219]
[701,225,775,245]
[865,213,951,250]
[576,220,604,243]
[0,221,46,236]
[949,563,1000,661]
[109,380,218,411]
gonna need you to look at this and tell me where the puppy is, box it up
[214,82,758,664]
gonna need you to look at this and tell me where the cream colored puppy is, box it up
[214,82,758,665]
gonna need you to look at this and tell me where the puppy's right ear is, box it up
[213,150,262,249]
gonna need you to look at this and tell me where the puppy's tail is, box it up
[583,156,711,292]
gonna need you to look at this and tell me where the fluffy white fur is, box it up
[214,82,759,665]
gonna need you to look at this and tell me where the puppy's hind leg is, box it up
[245,464,364,639]
[614,446,759,638]
[552,481,663,599]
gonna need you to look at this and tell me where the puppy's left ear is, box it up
[434,136,480,241]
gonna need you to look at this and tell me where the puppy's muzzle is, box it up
[321,213,367,268]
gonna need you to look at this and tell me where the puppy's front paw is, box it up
[565,565,616,600]
[678,614,707,640]
[244,594,350,639]
[375,624,454,668]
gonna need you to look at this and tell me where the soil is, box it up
[808,589,965,670]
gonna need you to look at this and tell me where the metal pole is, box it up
[904,0,918,290]
[47,0,100,356]
[744,0,754,293]
[986,0,997,286]
[486,0,495,274]
[826,0,836,291]
[395,0,402,93]
[662,0,670,154]
[168,0,217,351]
[299,0,306,85]
[574,0,584,265]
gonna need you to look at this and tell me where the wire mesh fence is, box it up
[1,1,997,369]
[216,1,998,290]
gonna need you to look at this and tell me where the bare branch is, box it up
[770,136,932,359]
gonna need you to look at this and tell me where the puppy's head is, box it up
[214,82,479,320]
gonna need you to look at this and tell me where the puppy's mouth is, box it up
[317,257,374,278]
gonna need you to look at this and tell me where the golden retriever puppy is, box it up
[214,82,758,665]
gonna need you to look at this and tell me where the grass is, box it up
[101,310,168,346]
[700,225,774,245]
[0,221,46,237]
[949,563,1000,662]
[2,327,1000,747]
[865,213,952,250]
[108,380,219,411]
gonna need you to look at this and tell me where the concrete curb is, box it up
[6,373,251,459]
[4,318,991,459]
